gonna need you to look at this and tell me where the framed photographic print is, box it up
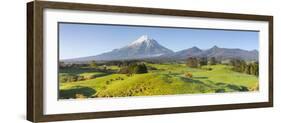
[27,1,273,122]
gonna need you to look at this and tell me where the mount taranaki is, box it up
[63,35,258,62]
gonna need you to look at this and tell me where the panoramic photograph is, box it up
[58,23,259,99]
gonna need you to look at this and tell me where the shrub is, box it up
[215,89,225,93]
[59,77,68,83]
[68,75,78,82]
[106,81,110,85]
[239,86,249,92]
[201,67,212,71]
[209,57,217,65]
[119,63,148,74]
[184,72,193,78]
[186,57,198,68]
[90,60,98,68]
[59,74,79,82]
[59,74,89,83]
[147,66,157,70]
[77,76,85,81]
[85,75,96,80]
[118,67,130,74]
[199,57,208,66]
[132,64,148,74]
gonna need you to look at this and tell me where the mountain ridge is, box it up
[63,35,258,62]
[160,45,258,61]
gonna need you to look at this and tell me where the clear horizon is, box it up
[59,23,259,59]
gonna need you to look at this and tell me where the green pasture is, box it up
[59,64,258,99]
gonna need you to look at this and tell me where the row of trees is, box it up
[186,57,259,76]
[230,59,259,76]
[97,60,142,67]
[186,57,217,68]
[119,63,148,74]
[59,62,88,69]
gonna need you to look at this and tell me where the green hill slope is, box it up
[59,64,258,99]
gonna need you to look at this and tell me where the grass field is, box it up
[59,63,258,99]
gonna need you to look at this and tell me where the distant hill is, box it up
[161,45,258,61]
[63,35,258,63]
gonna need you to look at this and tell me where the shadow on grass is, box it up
[193,77,208,79]
[60,67,116,75]
[168,72,181,76]
[180,77,211,87]
[59,86,96,99]
[215,82,249,92]
[180,78,249,93]
[60,67,97,75]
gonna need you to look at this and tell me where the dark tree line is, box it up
[199,57,208,66]
[186,57,259,76]
[119,63,148,74]
[101,60,142,67]
[186,57,216,68]
[59,62,88,69]
[186,57,199,68]
[230,59,259,76]
[209,57,217,65]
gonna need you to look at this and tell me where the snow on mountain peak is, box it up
[130,35,154,45]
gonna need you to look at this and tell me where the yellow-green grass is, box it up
[198,65,258,87]
[59,64,258,99]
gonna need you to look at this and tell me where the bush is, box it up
[59,74,87,83]
[118,67,130,74]
[131,64,148,74]
[77,76,85,81]
[69,76,78,82]
[202,67,212,71]
[209,57,217,65]
[85,75,96,80]
[59,77,68,83]
[239,86,249,92]
[147,66,157,70]
[230,59,259,76]
[215,89,225,93]
[118,63,148,74]
[106,81,110,85]
[184,72,193,78]
[186,57,198,68]
[59,74,78,83]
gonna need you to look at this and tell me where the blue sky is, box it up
[59,23,259,59]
